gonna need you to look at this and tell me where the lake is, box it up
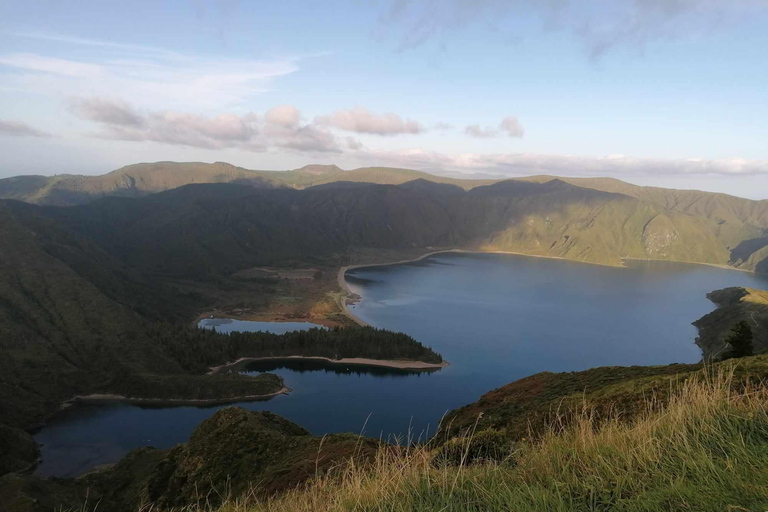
[34,253,768,477]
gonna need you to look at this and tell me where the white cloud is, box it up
[499,116,524,138]
[316,107,425,135]
[465,116,524,139]
[465,124,498,138]
[345,136,365,151]
[0,49,297,111]
[0,53,102,77]
[264,105,301,128]
[70,97,145,127]
[0,119,51,138]
[67,97,766,177]
[433,122,454,131]
[69,97,341,153]
[8,31,183,59]
[378,0,768,57]
[346,147,768,177]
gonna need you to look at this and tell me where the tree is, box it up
[723,320,754,360]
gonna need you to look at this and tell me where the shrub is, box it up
[433,428,516,467]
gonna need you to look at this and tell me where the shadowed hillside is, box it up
[31,178,750,276]
[0,408,380,511]
[4,357,767,512]
[694,286,768,358]
[0,162,493,206]
[0,199,441,434]
[4,163,766,273]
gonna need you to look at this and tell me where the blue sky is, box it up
[1,0,767,198]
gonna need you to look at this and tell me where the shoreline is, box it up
[63,386,291,407]
[209,355,449,375]
[193,312,336,329]
[336,247,760,337]
[335,248,622,325]
[620,257,754,274]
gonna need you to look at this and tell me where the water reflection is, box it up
[241,358,438,376]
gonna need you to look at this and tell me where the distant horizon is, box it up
[1,1,767,199]
[3,159,767,202]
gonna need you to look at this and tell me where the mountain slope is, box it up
[694,286,768,357]
[0,162,276,206]
[4,162,766,273]
[0,202,440,431]
[33,178,744,278]
[0,162,493,206]
[522,175,768,267]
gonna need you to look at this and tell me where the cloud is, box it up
[465,116,524,139]
[0,119,52,138]
[8,31,183,59]
[263,120,340,153]
[346,147,768,177]
[0,53,102,77]
[70,97,145,127]
[465,124,498,138]
[377,0,768,57]
[345,136,365,151]
[316,107,425,135]
[0,48,298,110]
[69,97,341,153]
[499,116,524,138]
[264,105,301,128]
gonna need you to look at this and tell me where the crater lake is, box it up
[34,252,768,476]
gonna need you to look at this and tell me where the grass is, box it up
[171,363,768,512]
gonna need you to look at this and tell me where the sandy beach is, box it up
[64,387,291,407]
[209,355,449,375]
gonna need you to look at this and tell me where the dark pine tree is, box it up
[723,320,754,359]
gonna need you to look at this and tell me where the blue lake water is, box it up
[34,253,768,477]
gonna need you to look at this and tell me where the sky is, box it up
[1,0,767,199]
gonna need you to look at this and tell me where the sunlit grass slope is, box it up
[202,361,768,512]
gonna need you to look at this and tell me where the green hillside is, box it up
[254,357,768,512]
[522,175,768,269]
[0,162,493,206]
[694,286,768,358]
[4,356,767,512]
[0,200,441,430]
[3,162,766,273]
[29,178,754,277]
[0,408,379,512]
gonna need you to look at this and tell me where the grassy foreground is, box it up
[186,364,767,512]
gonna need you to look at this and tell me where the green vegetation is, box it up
[0,200,441,441]
[694,287,768,358]
[433,428,516,467]
[441,362,702,440]
[0,408,379,512]
[4,355,768,511]
[722,320,754,359]
[2,162,768,510]
[22,177,747,279]
[159,325,441,374]
[242,362,768,512]
[0,162,494,206]
[0,426,39,475]
[2,162,768,273]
